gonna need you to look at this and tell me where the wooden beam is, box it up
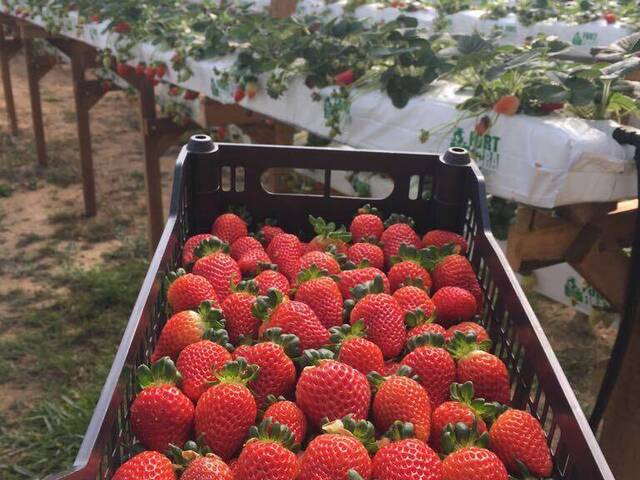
[274,122,295,145]
[0,23,18,135]
[17,22,48,40]
[270,0,297,17]
[23,37,47,166]
[201,97,267,126]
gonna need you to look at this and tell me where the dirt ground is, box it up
[0,54,617,478]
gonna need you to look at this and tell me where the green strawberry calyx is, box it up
[309,215,352,242]
[381,420,416,442]
[202,328,234,352]
[297,348,335,368]
[228,205,252,225]
[296,265,337,285]
[450,382,506,422]
[168,436,212,470]
[355,203,383,218]
[322,415,378,454]
[350,275,385,300]
[324,244,348,266]
[383,213,415,229]
[137,356,182,389]
[260,394,288,416]
[421,244,458,272]
[196,301,226,331]
[368,365,420,392]
[247,418,296,451]
[193,236,230,260]
[399,277,427,289]
[329,319,367,347]
[251,288,286,321]
[214,357,259,386]
[230,279,260,295]
[166,268,187,284]
[441,420,489,454]
[256,262,279,273]
[406,332,446,352]
[405,307,437,329]
[446,331,492,361]
[390,244,431,269]
[262,327,301,358]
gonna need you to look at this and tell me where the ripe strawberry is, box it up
[383,360,401,376]
[131,357,194,452]
[235,419,298,480]
[183,235,215,266]
[294,266,343,329]
[113,21,130,34]
[234,88,246,102]
[307,215,352,254]
[144,65,157,80]
[489,409,553,477]
[370,368,432,441]
[372,421,442,480]
[184,90,199,100]
[432,286,477,327]
[238,249,271,276]
[234,328,299,406]
[166,269,218,313]
[222,280,260,344]
[253,289,329,350]
[155,63,167,78]
[393,285,435,315]
[422,230,468,255]
[257,220,285,246]
[493,95,520,116]
[231,236,263,260]
[474,115,491,136]
[101,80,113,92]
[334,69,355,86]
[90,14,101,22]
[245,81,258,99]
[445,322,488,343]
[177,339,233,402]
[151,302,225,361]
[135,63,146,76]
[442,446,507,480]
[215,126,226,139]
[349,204,384,242]
[401,333,456,408]
[540,102,564,113]
[405,307,446,340]
[296,349,371,428]
[447,332,511,404]
[388,245,433,292]
[330,321,385,375]
[380,215,421,266]
[347,242,384,270]
[116,62,133,76]
[263,396,308,446]
[266,233,303,282]
[338,266,390,300]
[212,212,248,244]
[192,237,241,302]
[298,250,341,276]
[298,416,376,480]
[430,382,495,453]
[604,11,616,24]
[195,358,259,459]
[112,451,176,480]
[425,245,482,311]
[254,267,290,295]
[348,276,406,358]
[179,452,233,480]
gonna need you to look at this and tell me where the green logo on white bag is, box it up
[571,32,597,46]
[564,277,611,310]
[450,127,501,171]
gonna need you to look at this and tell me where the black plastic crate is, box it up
[47,135,613,480]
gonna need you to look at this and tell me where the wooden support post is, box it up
[0,22,19,135]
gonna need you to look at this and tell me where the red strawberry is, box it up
[235,419,298,480]
[266,233,303,281]
[347,242,384,270]
[296,350,371,428]
[131,357,194,452]
[604,11,616,24]
[338,266,390,300]
[263,396,308,446]
[257,220,285,246]
[90,14,101,22]
[401,333,456,408]
[155,63,167,78]
[145,65,157,80]
[151,302,225,362]
[380,215,421,266]
[234,328,299,406]
[234,88,246,102]
[297,250,341,276]
[489,409,553,477]
[493,95,520,116]
[212,212,248,244]
[238,249,271,276]
[113,21,130,34]
[432,287,477,327]
[426,245,482,311]
[294,266,343,329]
[372,421,443,480]
[112,451,176,480]
[447,332,511,404]
[116,62,133,76]
[393,285,435,315]
[474,115,491,136]
[166,269,218,313]
[422,230,468,255]
[192,237,241,302]
[348,276,406,358]
[298,416,376,480]
[101,80,113,92]
[445,322,488,343]
[369,368,432,441]
[540,102,564,113]
[254,267,290,295]
[442,447,507,480]
[195,358,259,459]
[231,236,263,260]
[184,90,199,100]
[245,81,258,99]
[180,452,233,480]
[182,235,214,266]
[388,245,433,292]
[222,280,260,344]
[135,63,146,76]
[330,321,385,375]
[334,69,355,86]
[405,307,446,340]
[253,290,329,350]
[307,215,352,255]
[349,204,384,242]
[177,339,233,402]
[430,382,494,453]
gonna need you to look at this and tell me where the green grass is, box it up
[0,240,148,479]
[0,183,12,198]
[15,233,44,248]
[48,210,132,243]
